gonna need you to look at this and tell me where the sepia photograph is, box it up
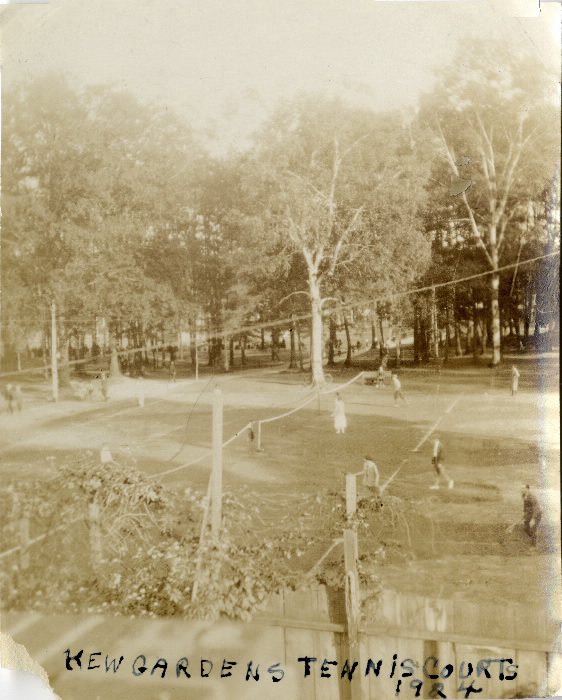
[0,1,560,698]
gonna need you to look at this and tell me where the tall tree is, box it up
[247,96,431,384]
[419,39,560,365]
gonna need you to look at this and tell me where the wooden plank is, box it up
[284,626,317,700]
[455,643,517,700]
[516,650,548,697]
[284,588,325,622]
[424,596,454,634]
[545,652,562,697]
[514,601,547,644]
[313,628,342,700]
[364,632,397,700]
[360,623,555,653]
[395,635,425,700]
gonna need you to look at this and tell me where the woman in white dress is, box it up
[333,393,347,434]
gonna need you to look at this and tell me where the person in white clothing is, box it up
[363,455,380,493]
[391,373,408,406]
[511,366,520,396]
[100,444,114,465]
[430,437,453,489]
[333,393,347,434]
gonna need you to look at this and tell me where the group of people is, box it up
[2,384,23,413]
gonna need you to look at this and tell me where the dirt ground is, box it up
[1,350,559,609]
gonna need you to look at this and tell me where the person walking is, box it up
[376,363,385,388]
[521,484,542,547]
[169,360,177,383]
[429,437,454,489]
[333,393,347,434]
[391,373,408,406]
[100,372,109,401]
[511,365,520,396]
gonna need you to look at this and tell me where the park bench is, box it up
[363,371,378,385]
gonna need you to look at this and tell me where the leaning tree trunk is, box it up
[308,272,325,385]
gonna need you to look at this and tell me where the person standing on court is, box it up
[169,360,177,383]
[521,484,542,547]
[511,365,520,396]
[363,455,380,494]
[333,393,347,434]
[391,372,408,406]
[100,372,109,401]
[430,437,454,489]
[4,384,15,413]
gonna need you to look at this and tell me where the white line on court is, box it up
[412,392,463,452]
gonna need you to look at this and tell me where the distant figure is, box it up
[391,373,408,406]
[13,385,23,412]
[429,437,454,490]
[100,444,113,465]
[137,379,145,408]
[4,384,15,413]
[169,360,177,383]
[100,372,109,401]
[248,423,256,454]
[363,455,380,493]
[521,484,542,547]
[376,363,385,388]
[511,366,520,396]
[333,393,347,434]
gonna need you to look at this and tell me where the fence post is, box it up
[19,516,30,570]
[211,386,223,539]
[89,500,103,570]
[343,528,364,700]
[257,421,262,451]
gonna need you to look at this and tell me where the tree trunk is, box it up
[343,313,352,367]
[308,273,325,385]
[444,303,450,362]
[288,323,296,369]
[370,310,377,350]
[296,320,304,370]
[59,335,71,387]
[489,235,501,365]
[327,315,337,366]
[378,316,386,359]
[413,305,420,364]
[431,287,439,359]
[223,335,231,371]
[109,346,121,378]
[260,327,265,351]
[453,298,462,356]
[241,334,247,367]
[395,320,402,368]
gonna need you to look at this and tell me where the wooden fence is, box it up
[254,586,561,700]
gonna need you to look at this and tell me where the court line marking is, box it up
[412,392,463,452]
